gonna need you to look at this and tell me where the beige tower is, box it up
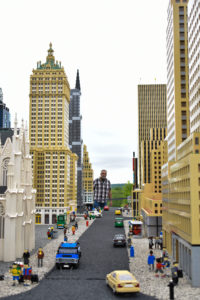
[29,44,77,224]
[138,84,167,187]
[82,145,94,208]
[162,0,200,287]
[166,0,190,162]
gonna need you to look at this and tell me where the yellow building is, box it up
[138,84,167,187]
[141,128,167,186]
[162,0,200,287]
[132,189,141,219]
[82,145,93,208]
[166,0,190,162]
[163,133,200,286]
[140,128,167,237]
[30,44,78,224]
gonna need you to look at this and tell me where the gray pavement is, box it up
[0,224,65,276]
[1,208,156,300]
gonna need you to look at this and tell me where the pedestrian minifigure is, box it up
[10,263,21,286]
[64,234,68,241]
[147,250,155,271]
[171,262,179,285]
[75,221,78,230]
[23,264,32,286]
[148,237,154,249]
[163,257,171,277]
[155,237,160,249]
[159,237,163,250]
[64,227,67,236]
[23,249,30,265]
[155,258,165,277]
[50,227,54,239]
[37,247,44,267]
[162,247,168,262]
[72,225,76,235]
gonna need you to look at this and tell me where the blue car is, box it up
[56,242,81,269]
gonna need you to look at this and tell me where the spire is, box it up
[75,69,81,91]
[46,42,55,64]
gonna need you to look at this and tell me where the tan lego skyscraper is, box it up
[138,84,167,187]
[188,0,200,134]
[82,145,94,208]
[166,0,190,162]
[162,0,200,287]
[29,44,77,224]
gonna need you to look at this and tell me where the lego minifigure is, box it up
[75,221,78,230]
[37,248,44,267]
[155,258,165,277]
[72,225,76,235]
[163,257,171,277]
[171,262,179,285]
[23,264,32,286]
[148,237,154,249]
[10,263,21,286]
[147,250,155,271]
[23,249,30,265]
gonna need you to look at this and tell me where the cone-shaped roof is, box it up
[75,69,81,91]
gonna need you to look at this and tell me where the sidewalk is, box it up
[0,217,94,298]
[124,220,200,300]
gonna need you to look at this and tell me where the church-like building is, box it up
[0,116,36,262]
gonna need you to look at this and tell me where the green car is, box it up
[115,217,124,227]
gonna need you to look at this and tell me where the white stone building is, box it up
[0,118,36,262]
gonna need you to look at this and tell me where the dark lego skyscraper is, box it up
[0,88,10,129]
[69,70,83,209]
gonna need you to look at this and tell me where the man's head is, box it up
[100,170,107,179]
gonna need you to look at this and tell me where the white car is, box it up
[89,210,102,218]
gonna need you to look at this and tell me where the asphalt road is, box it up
[2,208,157,300]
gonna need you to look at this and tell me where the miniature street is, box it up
[1,208,200,299]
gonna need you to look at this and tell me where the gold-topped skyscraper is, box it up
[30,44,77,224]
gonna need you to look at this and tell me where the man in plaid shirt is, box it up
[93,170,112,209]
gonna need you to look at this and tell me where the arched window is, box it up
[2,158,9,186]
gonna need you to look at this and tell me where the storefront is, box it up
[128,220,143,237]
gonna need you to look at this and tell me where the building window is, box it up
[195,137,199,145]
[195,150,199,154]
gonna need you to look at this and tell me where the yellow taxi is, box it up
[115,209,121,215]
[106,270,140,294]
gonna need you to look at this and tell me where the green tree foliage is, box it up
[122,181,133,198]
[108,182,133,207]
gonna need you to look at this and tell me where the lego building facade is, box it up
[140,128,167,237]
[162,0,200,286]
[69,70,83,209]
[82,145,93,208]
[30,44,77,225]
[138,84,167,188]
[0,118,36,261]
[0,88,10,129]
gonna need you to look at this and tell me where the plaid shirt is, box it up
[93,178,111,203]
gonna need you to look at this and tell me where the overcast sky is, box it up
[0,0,169,184]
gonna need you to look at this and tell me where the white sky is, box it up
[0,0,169,184]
